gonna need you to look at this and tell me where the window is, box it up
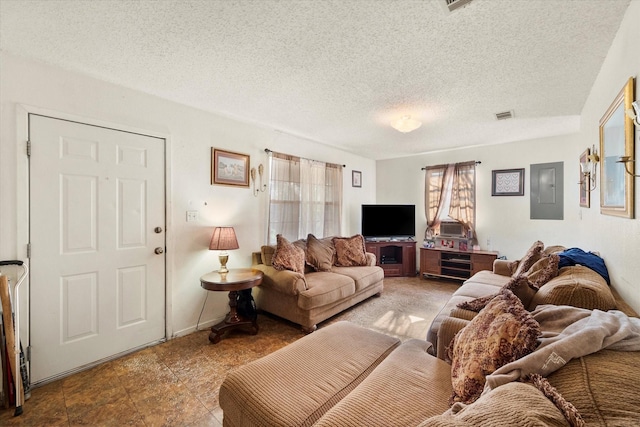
[424,161,476,239]
[267,152,342,244]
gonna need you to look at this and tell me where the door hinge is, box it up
[27,243,31,258]
[26,346,31,362]
[26,140,31,157]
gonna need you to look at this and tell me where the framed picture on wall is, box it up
[491,168,524,196]
[211,148,250,187]
[352,170,362,188]
[599,77,635,218]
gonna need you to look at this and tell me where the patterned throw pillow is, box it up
[447,289,541,405]
[332,235,368,267]
[510,240,545,277]
[272,234,306,274]
[526,254,560,288]
[306,234,335,271]
[457,275,538,312]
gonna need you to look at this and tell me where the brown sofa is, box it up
[220,243,640,426]
[251,237,384,332]
[427,245,625,358]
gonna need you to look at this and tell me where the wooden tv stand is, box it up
[364,240,416,277]
[420,247,498,281]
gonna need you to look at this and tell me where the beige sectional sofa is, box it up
[220,242,640,426]
[252,235,384,332]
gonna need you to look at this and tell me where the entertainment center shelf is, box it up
[419,247,498,281]
[365,240,416,277]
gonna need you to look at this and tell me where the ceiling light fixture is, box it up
[390,115,422,133]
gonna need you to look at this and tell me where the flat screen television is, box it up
[361,204,415,240]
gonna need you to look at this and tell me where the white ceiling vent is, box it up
[495,110,514,120]
[443,0,474,13]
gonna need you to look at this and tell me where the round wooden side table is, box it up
[200,268,263,344]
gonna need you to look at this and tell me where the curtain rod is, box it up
[421,160,481,171]
[264,148,346,168]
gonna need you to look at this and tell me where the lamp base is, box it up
[218,253,229,273]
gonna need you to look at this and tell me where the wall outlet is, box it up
[186,210,198,222]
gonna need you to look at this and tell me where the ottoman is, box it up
[219,321,401,427]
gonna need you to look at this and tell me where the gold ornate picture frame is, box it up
[211,148,250,187]
[599,77,635,218]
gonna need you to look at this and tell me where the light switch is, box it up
[186,211,198,222]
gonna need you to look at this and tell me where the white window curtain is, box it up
[267,152,342,244]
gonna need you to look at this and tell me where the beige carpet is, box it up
[325,276,460,341]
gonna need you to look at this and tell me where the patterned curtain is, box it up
[449,161,477,242]
[423,164,451,238]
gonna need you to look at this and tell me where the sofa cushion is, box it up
[331,265,384,292]
[306,234,335,271]
[530,265,616,311]
[297,272,356,310]
[510,240,544,277]
[447,289,541,404]
[261,244,276,266]
[418,382,569,427]
[547,349,640,426]
[557,247,610,285]
[333,234,368,267]
[219,321,400,427]
[460,270,510,292]
[543,245,566,255]
[315,340,452,427]
[253,263,307,294]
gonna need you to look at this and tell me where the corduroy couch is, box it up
[220,242,640,426]
[427,244,627,358]
[251,235,384,333]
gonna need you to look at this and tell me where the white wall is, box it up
[377,1,640,313]
[0,52,376,337]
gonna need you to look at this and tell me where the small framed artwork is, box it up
[212,148,250,187]
[579,148,590,208]
[352,170,362,188]
[491,168,525,196]
[599,77,635,218]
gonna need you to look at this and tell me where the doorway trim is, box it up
[16,104,175,352]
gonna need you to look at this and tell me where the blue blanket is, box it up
[557,248,610,285]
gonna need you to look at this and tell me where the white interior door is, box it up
[29,114,166,384]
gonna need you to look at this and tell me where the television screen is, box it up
[361,204,415,239]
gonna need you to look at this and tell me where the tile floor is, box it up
[0,315,304,426]
[0,276,458,426]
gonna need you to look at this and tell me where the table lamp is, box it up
[209,226,239,273]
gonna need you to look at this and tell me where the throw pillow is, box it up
[447,289,541,405]
[306,234,335,272]
[457,275,537,312]
[526,254,560,288]
[272,234,306,274]
[332,234,368,267]
[512,240,545,277]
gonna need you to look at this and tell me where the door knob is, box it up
[154,247,164,254]
[154,227,163,233]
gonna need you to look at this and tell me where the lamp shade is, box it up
[209,227,239,251]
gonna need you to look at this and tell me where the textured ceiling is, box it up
[0,0,631,160]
